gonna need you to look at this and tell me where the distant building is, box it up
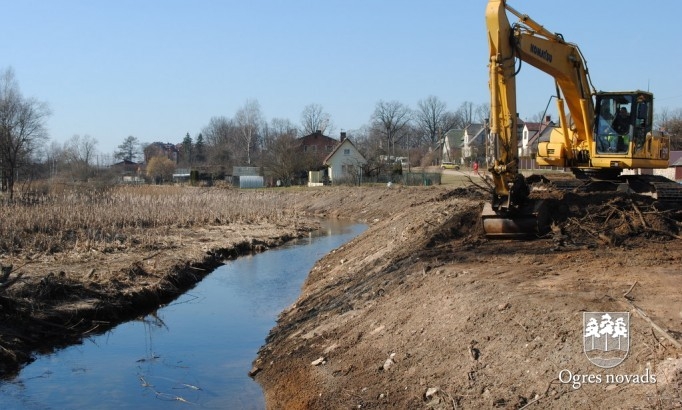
[461,123,486,164]
[441,129,463,164]
[519,115,554,157]
[298,130,338,168]
[231,166,263,188]
[441,123,486,166]
[144,142,179,163]
[323,134,367,184]
[671,151,682,181]
[110,159,142,174]
[111,159,144,182]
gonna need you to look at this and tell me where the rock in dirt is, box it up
[424,387,440,399]
[311,357,325,366]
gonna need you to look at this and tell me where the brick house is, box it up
[144,142,180,163]
[297,130,338,167]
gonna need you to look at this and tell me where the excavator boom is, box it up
[482,0,673,238]
[484,0,546,237]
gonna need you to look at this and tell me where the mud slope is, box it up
[254,186,682,409]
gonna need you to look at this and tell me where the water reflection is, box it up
[0,220,366,410]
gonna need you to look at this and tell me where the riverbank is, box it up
[252,185,682,409]
[0,185,319,378]
[2,184,681,409]
[0,184,450,379]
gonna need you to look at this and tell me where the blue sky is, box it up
[3,0,681,156]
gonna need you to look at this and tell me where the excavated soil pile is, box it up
[253,185,682,409]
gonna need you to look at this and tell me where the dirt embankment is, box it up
[0,219,315,379]
[1,184,681,409]
[252,185,682,409]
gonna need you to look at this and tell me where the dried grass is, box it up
[0,185,293,255]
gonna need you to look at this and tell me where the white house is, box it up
[519,116,554,157]
[461,123,486,162]
[440,124,486,165]
[441,129,463,164]
[323,137,367,184]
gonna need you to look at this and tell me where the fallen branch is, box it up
[644,228,682,240]
[603,207,617,225]
[623,281,638,300]
[630,200,647,229]
[624,299,681,349]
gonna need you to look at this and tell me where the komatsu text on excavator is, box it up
[482,0,677,238]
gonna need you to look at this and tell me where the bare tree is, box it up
[202,116,236,164]
[0,67,51,198]
[203,116,231,147]
[415,96,447,147]
[45,140,67,178]
[235,99,263,165]
[259,118,302,184]
[475,103,491,124]
[657,107,682,150]
[64,134,98,180]
[262,118,298,152]
[655,106,671,129]
[264,133,300,184]
[457,101,476,127]
[414,96,462,148]
[300,103,332,135]
[371,100,412,155]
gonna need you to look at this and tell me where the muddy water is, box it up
[0,221,366,410]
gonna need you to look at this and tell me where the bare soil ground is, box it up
[2,181,682,409]
[251,184,682,409]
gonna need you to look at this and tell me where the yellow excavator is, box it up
[482,0,677,238]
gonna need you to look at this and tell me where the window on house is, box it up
[343,149,350,155]
[326,145,333,151]
[303,146,308,152]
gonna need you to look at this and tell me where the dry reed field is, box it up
[0,183,319,377]
[0,184,297,257]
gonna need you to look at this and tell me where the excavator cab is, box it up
[590,91,668,172]
[594,92,652,156]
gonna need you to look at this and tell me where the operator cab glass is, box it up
[594,92,653,155]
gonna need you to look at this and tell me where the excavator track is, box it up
[621,174,682,203]
[525,173,586,192]
[526,172,682,204]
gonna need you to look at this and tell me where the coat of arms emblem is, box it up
[583,312,629,368]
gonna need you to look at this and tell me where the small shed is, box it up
[238,175,264,189]
[173,168,191,183]
[232,166,263,188]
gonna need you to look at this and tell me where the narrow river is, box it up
[0,220,366,410]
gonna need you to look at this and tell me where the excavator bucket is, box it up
[481,200,548,239]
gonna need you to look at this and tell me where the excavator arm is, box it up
[486,0,519,209]
[482,0,600,237]
[482,0,674,237]
[486,0,596,211]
